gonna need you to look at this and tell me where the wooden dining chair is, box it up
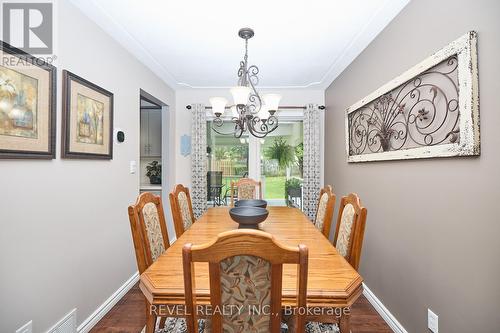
[230,177,262,206]
[313,185,336,239]
[169,184,196,239]
[128,192,176,333]
[183,229,309,333]
[333,193,368,271]
[305,194,367,333]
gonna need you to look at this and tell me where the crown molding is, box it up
[70,0,181,88]
[71,0,409,90]
[318,0,410,89]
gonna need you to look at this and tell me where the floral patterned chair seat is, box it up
[304,322,340,333]
[141,318,208,333]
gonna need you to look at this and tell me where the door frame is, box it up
[139,89,174,238]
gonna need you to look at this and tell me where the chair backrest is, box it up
[333,193,367,271]
[169,184,196,239]
[207,171,223,199]
[128,192,170,274]
[230,178,262,206]
[183,229,308,333]
[314,185,336,239]
[207,171,223,186]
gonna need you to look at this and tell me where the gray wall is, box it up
[0,1,175,332]
[325,0,500,332]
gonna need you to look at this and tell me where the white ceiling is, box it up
[70,0,409,89]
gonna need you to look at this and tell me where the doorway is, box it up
[139,89,169,196]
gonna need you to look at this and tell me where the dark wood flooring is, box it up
[90,284,391,333]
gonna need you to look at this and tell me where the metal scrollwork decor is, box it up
[345,31,479,162]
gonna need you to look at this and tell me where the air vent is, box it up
[47,309,76,333]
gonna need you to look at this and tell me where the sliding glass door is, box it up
[206,114,304,209]
[206,121,249,206]
[259,120,303,207]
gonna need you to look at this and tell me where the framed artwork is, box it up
[180,134,191,157]
[62,70,113,159]
[0,41,56,159]
[345,31,479,162]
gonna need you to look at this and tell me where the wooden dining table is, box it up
[140,206,363,332]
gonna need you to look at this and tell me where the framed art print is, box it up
[0,42,56,159]
[62,70,113,159]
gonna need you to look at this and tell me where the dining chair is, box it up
[169,184,196,239]
[183,229,309,333]
[207,171,225,206]
[230,177,262,206]
[313,185,336,239]
[303,193,367,333]
[128,192,176,333]
[332,193,367,271]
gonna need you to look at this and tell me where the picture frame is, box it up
[180,134,191,157]
[345,31,479,162]
[0,41,57,159]
[61,70,114,159]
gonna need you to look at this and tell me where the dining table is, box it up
[139,206,363,333]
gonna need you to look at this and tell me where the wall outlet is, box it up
[16,321,32,333]
[428,308,439,333]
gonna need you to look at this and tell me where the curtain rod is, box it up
[185,105,325,110]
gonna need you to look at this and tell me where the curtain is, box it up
[190,104,207,218]
[302,104,322,221]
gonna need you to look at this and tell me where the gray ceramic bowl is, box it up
[234,199,268,209]
[229,207,269,229]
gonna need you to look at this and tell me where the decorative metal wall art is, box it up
[345,31,479,162]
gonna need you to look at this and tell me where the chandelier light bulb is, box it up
[209,97,227,117]
[230,86,251,106]
[262,94,282,114]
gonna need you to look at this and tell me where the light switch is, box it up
[130,160,137,174]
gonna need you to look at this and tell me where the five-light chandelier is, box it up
[209,28,281,138]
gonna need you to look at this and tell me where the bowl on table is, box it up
[234,199,268,209]
[229,206,269,229]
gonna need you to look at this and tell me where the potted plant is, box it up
[264,136,295,179]
[146,160,162,184]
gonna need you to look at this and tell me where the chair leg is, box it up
[145,301,156,333]
[339,311,351,333]
[158,316,166,330]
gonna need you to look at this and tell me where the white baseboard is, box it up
[362,283,408,333]
[77,271,140,333]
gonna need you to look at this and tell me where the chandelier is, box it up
[209,28,281,138]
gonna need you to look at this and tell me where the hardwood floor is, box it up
[90,284,392,333]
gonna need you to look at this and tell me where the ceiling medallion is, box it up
[209,28,281,138]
